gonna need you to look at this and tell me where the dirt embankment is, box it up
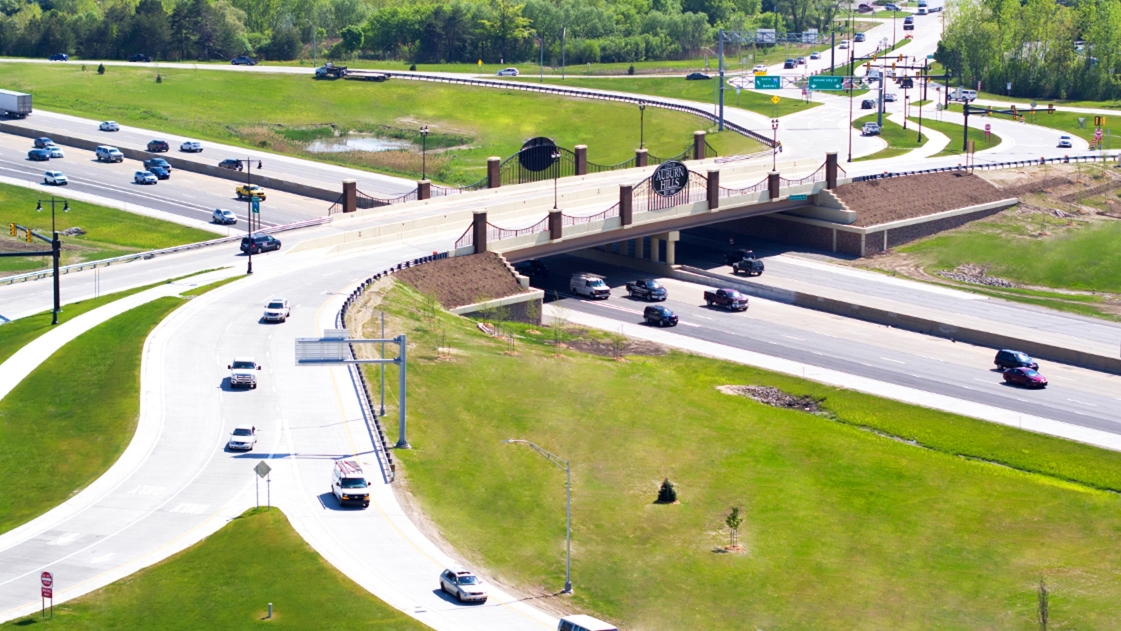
[835,172,1008,226]
[395,252,526,309]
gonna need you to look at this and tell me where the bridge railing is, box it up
[720,174,770,198]
[851,152,1118,183]
[563,203,621,227]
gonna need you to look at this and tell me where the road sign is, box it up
[40,572,52,588]
[790,194,808,200]
[754,76,781,89]
[254,461,272,478]
[808,75,844,90]
[771,95,781,104]
[984,123,991,134]
[41,587,52,598]
[753,70,767,76]
[251,198,260,214]
[1095,128,1103,141]
[926,54,934,59]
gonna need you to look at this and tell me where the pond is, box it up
[304,135,413,153]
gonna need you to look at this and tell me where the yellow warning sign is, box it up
[771,95,780,104]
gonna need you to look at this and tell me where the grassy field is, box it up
[0,63,761,185]
[0,183,214,274]
[357,281,1121,631]
[0,508,428,629]
[907,114,1003,156]
[851,112,927,160]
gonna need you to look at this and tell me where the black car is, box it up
[34,137,54,149]
[127,53,153,62]
[240,234,281,254]
[143,158,172,172]
[723,248,758,265]
[28,149,50,161]
[48,53,68,61]
[994,349,1039,371]
[147,139,169,152]
[219,158,244,171]
[513,259,548,278]
[685,72,711,80]
[643,305,679,327]
[861,99,876,109]
[148,166,170,180]
[231,55,257,66]
[783,59,796,69]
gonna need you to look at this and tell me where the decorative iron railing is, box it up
[632,169,709,212]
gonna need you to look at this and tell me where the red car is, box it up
[857,3,874,11]
[1003,367,1048,388]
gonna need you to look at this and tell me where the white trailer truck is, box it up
[0,89,32,119]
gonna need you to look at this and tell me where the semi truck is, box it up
[0,89,32,119]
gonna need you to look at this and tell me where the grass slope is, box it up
[365,281,1121,631]
[1,508,428,629]
[851,112,927,160]
[0,183,214,274]
[1,63,759,185]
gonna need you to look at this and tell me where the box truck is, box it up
[0,89,31,118]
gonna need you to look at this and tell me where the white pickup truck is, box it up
[227,357,260,389]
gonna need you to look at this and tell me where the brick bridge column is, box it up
[707,169,720,210]
[472,211,487,253]
[342,179,357,213]
[768,171,780,200]
[417,179,431,200]
[574,145,588,176]
[549,210,563,240]
[693,131,707,160]
[635,148,648,167]
[826,152,838,189]
[487,157,501,189]
[619,184,633,226]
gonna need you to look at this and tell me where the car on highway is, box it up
[227,357,260,389]
[148,166,170,180]
[994,349,1038,370]
[180,140,203,152]
[48,53,68,61]
[236,183,267,200]
[262,298,291,322]
[626,279,667,301]
[862,122,882,135]
[331,459,370,508]
[855,33,866,42]
[856,3,873,11]
[685,72,711,80]
[27,149,50,161]
[147,139,169,152]
[810,51,821,60]
[643,305,678,327]
[212,208,237,225]
[797,56,806,65]
[226,425,257,451]
[99,120,120,131]
[439,568,488,603]
[496,67,519,76]
[1058,135,1073,148]
[143,157,172,172]
[559,614,619,631]
[231,55,257,65]
[839,39,849,49]
[861,99,876,109]
[783,59,796,69]
[884,93,897,102]
[570,273,610,299]
[704,288,749,311]
[729,251,765,276]
[127,53,153,62]
[885,2,901,10]
[752,64,768,72]
[513,259,549,278]
[240,234,281,254]
[34,137,54,149]
[43,170,68,185]
[96,145,125,162]
[134,170,157,185]
[45,145,65,158]
[1003,367,1048,389]
[219,158,244,171]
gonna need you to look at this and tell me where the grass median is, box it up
[0,508,428,629]
[362,280,1121,630]
[907,114,1003,156]
[0,183,215,275]
[851,112,927,160]
[2,63,761,185]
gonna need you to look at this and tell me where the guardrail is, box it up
[0,216,331,286]
[852,152,1120,183]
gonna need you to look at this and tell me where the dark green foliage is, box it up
[656,477,677,503]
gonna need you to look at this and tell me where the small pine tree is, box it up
[156,74,162,83]
[97,63,105,75]
[656,477,677,503]
[627,64,635,75]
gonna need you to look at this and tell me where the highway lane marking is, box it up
[47,533,83,546]
[782,335,804,341]
[127,485,167,496]
[89,553,114,565]
[880,357,905,364]
[1067,398,1098,407]
[168,503,210,515]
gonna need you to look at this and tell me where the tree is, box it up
[262,24,301,60]
[725,506,744,548]
[96,61,104,73]
[656,476,677,503]
[339,23,363,51]
[479,0,532,63]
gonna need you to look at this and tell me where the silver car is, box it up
[439,568,488,603]
[45,144,65,158]
[134,170,157,184]
[227,425,257,451]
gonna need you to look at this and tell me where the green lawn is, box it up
[359,281,1121,631]
[1,508,428,630]
[0,62,760,185]
[907,115,1003,156]
[851,112,928,160]
[0,183,214,274]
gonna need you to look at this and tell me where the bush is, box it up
[156,73,162,83]
[627,63,635,75]
[656,477,677,503]
[261,25,301,61]
[97,63,105,74]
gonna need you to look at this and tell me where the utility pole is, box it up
[718,30,726,131]
[561,27,567,80]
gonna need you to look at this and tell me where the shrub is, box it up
[656,477,677,503]
[97,63,105,74]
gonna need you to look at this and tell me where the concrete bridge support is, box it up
[487,157,501,189]
[575,145,588,176]
[693,131,707,160]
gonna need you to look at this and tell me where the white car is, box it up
[496,67,519,76]
[134,170,157,184]
[262,298,290,322]
[884,93,897,102]
[212,208,237,225]
[228,357,260,389]
[99,121,119,131]
[439,568,488,603]
[180,140,203,152]
[752,64,768,73]
[227,425,257,451]
[45,144,65,158]
[1058,135,1073,148]
[810,51,821,60]
[862,122,882,135]
[43,170,68,185]
[839,39,850,49]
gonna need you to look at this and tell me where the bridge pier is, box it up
[575,145,588,176]
[646,231,679,264]
[487,157,501,189]
[342,179,357,213]
[693,131,707,160]
[634,237,645,259]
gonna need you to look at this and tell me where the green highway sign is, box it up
[251,198,260,213]
[754,76,781,90]
[790,194,808,200]
[807,76,844,91]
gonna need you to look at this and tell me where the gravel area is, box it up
[935,264,1016,288]
[395,252,526,309]
[836,172,1009,226]
[717,385,823,413]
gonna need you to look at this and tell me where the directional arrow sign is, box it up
[808,75,844,91]
[251,198,261,214]
[254,461,272,478]
[754,76,781,90]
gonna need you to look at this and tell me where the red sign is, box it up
[41,587,52,598]
[40,572,52,588]
[1095,128,1103,140]
[984,124,991,133]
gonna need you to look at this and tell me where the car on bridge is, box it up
[212,208,237,225]
[241,234,281,254]
[143,157,172,172]
[1003,367,1048,389]
[27,149,50,161]
[496,67,519,76]
[626,279,667,301]
[439,567,488,603]
[570,273,610,299]
[227,357,260,389]
[643,305,679,327]
[1058,135,1073,148]
[180,140,203,152]
[704,288,749,311]
[226,425,257,451]
[236,184,267,200]
[147,139,169,152]
[99,120,119,132]
[134,170,157,185]
[994,349,1038,370]
[43,170,68,185]
[262,298,291,322]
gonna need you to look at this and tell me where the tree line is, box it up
[0,0,846,64]
[937,0,1121,101]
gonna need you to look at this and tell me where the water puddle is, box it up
[305,135,413,153]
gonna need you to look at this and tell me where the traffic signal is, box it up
[898,54,903,62]
[25,228,31,243]
[9,223,14,237]
[1094,115,1106,126]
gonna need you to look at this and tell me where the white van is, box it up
[331,459,370,508]
[558,615,618,631]
[95,145,124,162]
[951,88,978,102]
[570,273,610,300]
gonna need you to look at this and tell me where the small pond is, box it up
[305,135,413,153]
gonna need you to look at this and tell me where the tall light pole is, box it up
[638,101,646,149]
[239,158,263,274]
[503,439,572,594]
[419,125,429,181]
[551,149,562,209]
[771,119,779,170]
[35,198,68,325]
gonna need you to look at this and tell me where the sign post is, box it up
[41,572,53,619]
[771,94,780,118]
[254,461,272,510]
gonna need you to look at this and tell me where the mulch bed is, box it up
[395,252,527,309]
[835,172,1008,226]
[717,385,823,413]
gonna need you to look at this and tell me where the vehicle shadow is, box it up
[219,377,255,392]
[431,588,486,606]
[316,492,368,512]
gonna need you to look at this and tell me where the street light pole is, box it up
[419,125,429,181]
[639,102,646,149]
[241,157,262,274]
[771,119,779,170]
[35,198,69,325]
[503,439,572,594]
[552,149,561,209]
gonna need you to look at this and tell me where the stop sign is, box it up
[40,572,52,588]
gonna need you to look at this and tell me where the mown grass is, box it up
[363,281,1121,631]
[907,115,1003,156]
[851,112,927,160]
[0,182,214,274]
[1,62,759,185]
[945,102,1118,147]
[1,508,428,630]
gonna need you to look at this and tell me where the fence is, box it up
[850,152,1120,183]
[780,163,827,187]
[720,174,770,198]
[328,187,419,215]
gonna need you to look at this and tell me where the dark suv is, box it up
[994,349,1039,371]
[219,158,244,171]
[143,158,172,172]
[147,139,169,152]
[513,259,548,278]
[127,53,153,62]
[643,305,679,327]
[240,234,281,254]
[783,59,796,69]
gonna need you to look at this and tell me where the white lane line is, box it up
[89,553,115,565]
[880,357,905,364]
[782,335,804,341]
[1067,398,1098,407]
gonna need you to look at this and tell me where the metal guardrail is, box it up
[0,216,331,286]
[851,152,1120,183]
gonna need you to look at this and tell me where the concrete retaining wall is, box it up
[450,290,545,324]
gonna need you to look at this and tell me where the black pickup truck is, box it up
[724,249,764,276]
[625,279,667,301]
[703,288,749,311]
